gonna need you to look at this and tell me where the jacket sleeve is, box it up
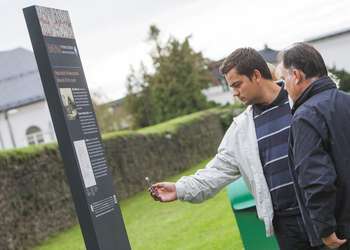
[175,120,241,203]
[292,112,337,238]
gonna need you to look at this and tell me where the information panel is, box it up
[23,6,131,250]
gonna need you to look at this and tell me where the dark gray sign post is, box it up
[23,6,131,250]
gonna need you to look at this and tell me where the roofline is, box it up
[306,28,350,43]
[0,97,45,112]
[209,46,280,68]
[102,97,126,107]
[0,69,38,83]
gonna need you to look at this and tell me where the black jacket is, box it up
[289,76,350,246]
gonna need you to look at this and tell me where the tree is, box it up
[92,90,132,133]
[91,91,113,133]
[125,25,214,128]
[125,64,155,128]
[329,67,350,92]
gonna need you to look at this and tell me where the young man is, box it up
[279,42,350,250]
[149,48,310,249]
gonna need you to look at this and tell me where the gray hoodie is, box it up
[176,106,275,236]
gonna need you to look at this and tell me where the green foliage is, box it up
[92,93,132,134]
[329,67,350,92]
[34,159,243,250]
[125,25,215,128]
[137,108,218,135]
[93,101,112,133]
[216,103,245,131]
[0,107,241,161]
[125,64,155,128]
[104,106,240,137]
[0,143,57,161]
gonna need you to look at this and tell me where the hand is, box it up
[322,232,347,249]
[148,182,177,202]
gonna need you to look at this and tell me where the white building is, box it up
[306,28,350,72]
[202,59,233,105]
[0,48,55,150]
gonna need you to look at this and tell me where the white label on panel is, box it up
[74,139,96,188]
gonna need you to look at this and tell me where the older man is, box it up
[279,42,350,250]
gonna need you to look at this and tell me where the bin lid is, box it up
[226,177,256,210]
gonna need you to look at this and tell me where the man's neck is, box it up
[294,76,320,102]
[257,80,281,106]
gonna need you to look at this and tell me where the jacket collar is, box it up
[245,80,285,115]
[291,76,336,114]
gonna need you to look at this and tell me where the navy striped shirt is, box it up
[253,86,299,216]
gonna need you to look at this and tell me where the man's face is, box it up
[277,62,301,102]
[225,68,260,105]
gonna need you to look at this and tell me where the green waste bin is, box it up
[227,177,279,250]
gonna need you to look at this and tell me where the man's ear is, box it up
[292,69,304,85]
[252,69,262,83]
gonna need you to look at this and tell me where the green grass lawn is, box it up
[34,159,243,250]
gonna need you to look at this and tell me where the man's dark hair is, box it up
[279,42,327,78]
[219,47,272,80]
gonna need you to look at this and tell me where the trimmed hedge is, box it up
[0,107,241,250]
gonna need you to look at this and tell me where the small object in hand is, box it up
[145,176,152,187]
[145,176,160,199]
[145,176,155,192]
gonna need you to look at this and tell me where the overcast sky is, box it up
[1,0,350,101]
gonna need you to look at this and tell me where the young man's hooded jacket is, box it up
[175,105,275,236]
[289,76,350,246]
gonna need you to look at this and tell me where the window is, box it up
[26,126,44,145]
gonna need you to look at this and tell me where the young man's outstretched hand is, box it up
[149,182,177,202]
